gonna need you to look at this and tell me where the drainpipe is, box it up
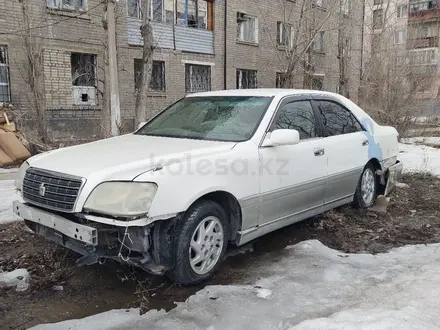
[360,0,366,85]
[224,0,228,90]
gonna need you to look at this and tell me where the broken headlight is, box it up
[84,182,157,218]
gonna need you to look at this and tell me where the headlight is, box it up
[84,182,157,217]
[14,161,30,190]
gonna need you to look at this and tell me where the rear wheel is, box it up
[353,164,377,209]
[166,200,229,285]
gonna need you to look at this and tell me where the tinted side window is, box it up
[316,101,363,137]
[273,101,317,140]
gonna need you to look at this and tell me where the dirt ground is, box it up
[1,173,440,330]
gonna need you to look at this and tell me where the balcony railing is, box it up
[408,36,440,48]
[409,8,440,21]
[127,19,214,55]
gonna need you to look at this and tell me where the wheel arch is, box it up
[187,190,242,244]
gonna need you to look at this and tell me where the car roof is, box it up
[187,89,340,98]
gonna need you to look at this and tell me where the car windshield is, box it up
[135,96,272,142]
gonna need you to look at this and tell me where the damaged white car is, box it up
[13,89,402,285]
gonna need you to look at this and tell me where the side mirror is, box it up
[262,129,300,147]
[137,122,147,131]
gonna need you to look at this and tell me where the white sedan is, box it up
[13,89,402,285]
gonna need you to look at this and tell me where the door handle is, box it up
[314,148,325,156]
[362,140,369,146]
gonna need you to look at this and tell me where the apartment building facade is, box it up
[0,0,364,140]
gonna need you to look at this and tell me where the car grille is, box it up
[22,168,84,212]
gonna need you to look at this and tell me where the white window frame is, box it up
[315,0,326,8]
[237,13,259,44]
[397,4,408,18]
[277,22,294,48]
[46,0,87,11]
[0,45,10,103]
[313,31,325,52]
[341,0,350,15]
[395,29,406,44]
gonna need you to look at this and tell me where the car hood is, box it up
[28,134,237,181]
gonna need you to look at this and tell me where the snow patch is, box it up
[399,142,440,176]
[0,180,23,224]
[0,269,30,292]
[0,167,18,174]
[30,240,440,330]
[256,288,273,300]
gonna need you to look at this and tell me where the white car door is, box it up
[258,96,327,232]
[311,98,369,206]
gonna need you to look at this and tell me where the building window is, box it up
[128,0,212,30]
[410,0,437,13]
[373,9,383,29]
[0,46,10,103]
[305,74,324,90]
[277,22,293,48]
[315,0,326,8]
[341,0,350,15]
[397,4,408,18]
[46,0,87,11]
[313,31,325,52]
[373,0,383,5]
[276,72,287,88]
[236,69,257,89]
[395,30,406,44]
[71,53,97,105]
[237,13,258,43]
[134,59,166,91]
[185,64,211,93]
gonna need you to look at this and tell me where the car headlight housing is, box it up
[84,182,158,218]
[14,161,30,191]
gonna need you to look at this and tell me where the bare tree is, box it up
[134,0,154,128]
[18,0,48,143]
[254,0,339,88]
[359,0,439,136]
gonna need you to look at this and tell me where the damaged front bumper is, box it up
[13,201,179,275]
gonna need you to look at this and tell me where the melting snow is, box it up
[399,142,440,176]
[30,240,440,330]
[0,180,22,224]
[0,269,30,292]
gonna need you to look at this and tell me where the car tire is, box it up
[166,200,229,285]
[353,163,377,209]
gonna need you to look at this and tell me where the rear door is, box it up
[311,98,369,205]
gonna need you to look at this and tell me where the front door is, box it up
[258,98,327,228]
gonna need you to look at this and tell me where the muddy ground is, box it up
[1,173,440,330]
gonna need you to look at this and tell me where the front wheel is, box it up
[353,164,377,209]
[166,200,229,285]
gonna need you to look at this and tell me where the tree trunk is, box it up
[101,9,111,138]
[134,0,154,128]
[20,0,48,143]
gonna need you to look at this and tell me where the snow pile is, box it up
[0,180,22,224]
[0,167,18,174]
[31,240,440,330]
[402,137,440,146]
[0,269,30,292]
[399,142,440,176]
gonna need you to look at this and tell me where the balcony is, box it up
[409,8,440,22]
[408,36,440,48]
[127,19,214,55]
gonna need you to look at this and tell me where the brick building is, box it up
[0,0,365,140]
